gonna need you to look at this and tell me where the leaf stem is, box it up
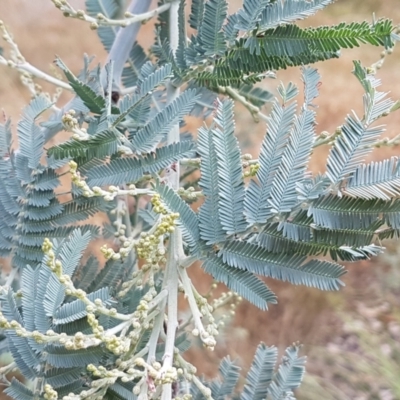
[217,85,269,122]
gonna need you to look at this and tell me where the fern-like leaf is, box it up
[198,125,226,244]
[198,0,228,57]
[4,378,35,400]
[247,20,395,57]
[203,256,277,310]
[234,0,269,31]
[220,241,346,290]
[46,345,104,368]
[309,195,400,229]
[87,141,196,186]
[213,100,247,234]
[260,0,335,30]
[241,343,278,400]
[190,0,205,30]
[55,57,107,115]
[267,344,306,400]
[17,95,52,169]
[344,157,400,200]
[48,129,122,160]
[211,357,241,399]
[244,101,297,224]
[130,89,198,153]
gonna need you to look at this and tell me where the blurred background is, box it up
[1,1,400,399]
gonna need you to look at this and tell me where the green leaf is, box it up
[130,89,198,153]
[238,84,274,108]
[220,240,346,290]
[48,129,122,160]
[53,287,112,325]
[326,114,384,184]
[55,57,112,115]
[4,378,35,400]
[46,345,104,368]
[211,357,241,399]
[258,222,382,261]
[309,195,400,230]
[248,20,395,57]
[352,61,394,125]
[44,367,83,388]
[114,63,172,127]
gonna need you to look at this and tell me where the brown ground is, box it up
[1,1,400,399]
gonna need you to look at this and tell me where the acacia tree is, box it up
[0,0,399,399]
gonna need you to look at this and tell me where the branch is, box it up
[51,0,171,28]
[367,133,400,148]
[102,0,153,89]
[159,3,182,400]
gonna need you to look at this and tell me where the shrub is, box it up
[0,0,399,399]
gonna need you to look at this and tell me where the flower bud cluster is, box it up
[69,160,95,198]
[212,291,242,329]
[62,110,89,140]
[43,384,58,400]
[135,212,177,260]
[175,395,193,400]
[191,291,219,351]
[243,163,260,178]
[177,186,200,201]
[42,238,63,277]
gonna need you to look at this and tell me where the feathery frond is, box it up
[202,256,277,310]
[234,0,269,31]
[211,357,241,399]
[48,129,123,160]
[267,344,306,400]
[344,157,400,200]
[17,95,52,170]
[241,343,278,400]
[244,101,297,224]
[198,0,228,57]
[190,0,205,30]
[198,125,226,244]
[326,114,384,184]
[213,100,247,234]
[260,0,335,30]
[87,141,196,186]
[220,240,346,290]
[55,57,108,115]
[308,195,400,229]
[130,89,198,153]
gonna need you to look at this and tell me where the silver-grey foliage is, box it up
[0,0,399,399]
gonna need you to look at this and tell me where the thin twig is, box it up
[217,85,269,123]
[52,0,171,28]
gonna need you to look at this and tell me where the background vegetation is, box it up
[1,1,400,399]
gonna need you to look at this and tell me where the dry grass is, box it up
[1,1,400,398]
